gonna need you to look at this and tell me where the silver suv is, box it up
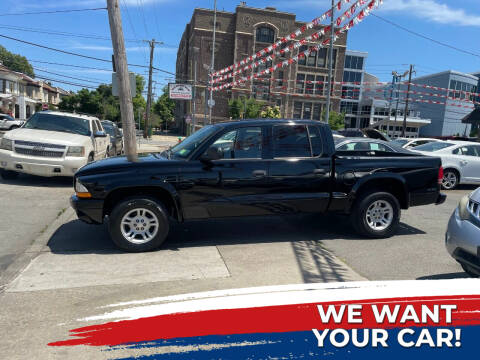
[446,187,480,277]
[0,113,24,131]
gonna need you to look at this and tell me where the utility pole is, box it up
[144,39,163,138]
[325,0,335,125]
[192,47,199,134]
[107,0,137,159]
[402,64,415,137]
[208,0,217,125]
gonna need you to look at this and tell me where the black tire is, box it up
[442,169,459,190]
[108,197,169,252]
[461,263,480,278]
[9,125,19,130]
[351,191,401,238]
[87,154,94,163]
[0,169,19,180]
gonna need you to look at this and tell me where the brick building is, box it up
[175,4,348,133]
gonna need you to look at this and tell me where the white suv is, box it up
[0,111,110,178]
[0,113,24,131]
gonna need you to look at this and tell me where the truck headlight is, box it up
[67,146,85,157]
[0,138,13,151]
[75,180,91,198]
[458,195,470,221]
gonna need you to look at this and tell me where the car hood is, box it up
[5,128,89,146]
[76,153,178,176]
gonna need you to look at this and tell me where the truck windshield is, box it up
[24,113,91,136]
[414,142,454,152]
[170,125,220,158]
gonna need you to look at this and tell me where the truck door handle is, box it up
[313,169,327,175]
[252,170,267,178]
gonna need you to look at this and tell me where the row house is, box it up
[0,62,69,120]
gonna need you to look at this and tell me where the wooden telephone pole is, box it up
[144,39,163,138]
[106,0,137,159]
[402,64,416,137]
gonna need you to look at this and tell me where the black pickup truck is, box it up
[71,119,446,252]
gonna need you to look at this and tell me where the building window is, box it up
[292,101,323,120]
[298,45,308,66]
[343,71,362,83]
[342,86,359,100]
[277,71,285,87]
[305,74,315,94]
[256,26,275,43]
[340,101,358,115]
[296,74,305,94]
[307,49,317,67]
[317,48,327,68]
[345,55,364,70]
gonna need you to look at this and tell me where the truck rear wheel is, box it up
[108,196,169,252]
[351,191,400,238]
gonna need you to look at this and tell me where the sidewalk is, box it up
[0,209,365,359]
[136,134,180,153]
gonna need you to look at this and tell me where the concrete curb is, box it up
[0,203,76,293]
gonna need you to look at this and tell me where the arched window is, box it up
[256,26,275,43]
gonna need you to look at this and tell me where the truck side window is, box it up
[208,127,262,159]
[308,126,323,157]
[273,125,311,158]
[91,121,98,133]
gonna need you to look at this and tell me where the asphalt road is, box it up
[0,173,72,274]
[321,186,477,280]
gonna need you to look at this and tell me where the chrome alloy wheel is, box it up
[120,208,159,244]
[442,172,457,190]
[365,200,394,231]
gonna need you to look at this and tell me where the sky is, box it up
[1,0,480,98]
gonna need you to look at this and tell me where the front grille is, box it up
[468,199,480,220]
[14,147,64,158]
[14,140,66,150]
[13,140,66,158]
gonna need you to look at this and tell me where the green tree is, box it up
[58,74,146,124]
[228,98,243,119]
[153,86,175,128]
[260,105,281,119]
[322,110,345,130]
[245,98,263,118]
[0,45,34,77]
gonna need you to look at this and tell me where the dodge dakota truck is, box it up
[71,119,446,252]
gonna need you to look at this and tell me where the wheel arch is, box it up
[104,185,182,222]
[350,174,409,210]
[442,166,462,182]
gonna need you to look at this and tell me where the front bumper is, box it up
[0,149,87,177]
[70,194,105,224]
[446,208,480,272]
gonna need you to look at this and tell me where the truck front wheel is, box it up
[108,197,170,252]
[351,191,400,238]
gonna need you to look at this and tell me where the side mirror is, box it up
[94,131,107,138]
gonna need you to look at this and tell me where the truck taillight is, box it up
[438,166,444,185]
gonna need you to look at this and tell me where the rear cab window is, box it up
[272,124,323,158]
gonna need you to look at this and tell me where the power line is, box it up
[0,33,150,69]
[34,76,98,90]
[372,14,480,59]
[33,68,105,84]
[28,60,111,72]
[0,24,141,43]
[0,8,107,16]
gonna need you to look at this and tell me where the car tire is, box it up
[351,191,401,238]
[87,154,94,163]
[108,197,169,252]
[0,169,19,180]
[442,169,459,190]
[461,263,480,278]
[9,126,19,130]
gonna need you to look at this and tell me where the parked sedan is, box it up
[101,120,123,156]
[335,138,407,156]
[446,187,480,277]
[392,137,440,149]
[414,141,480,190]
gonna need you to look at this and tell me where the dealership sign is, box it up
[169,84,192,100]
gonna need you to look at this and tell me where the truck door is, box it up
[266,124,332,214]
[179,125,272,219]
[456,145,480,183]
